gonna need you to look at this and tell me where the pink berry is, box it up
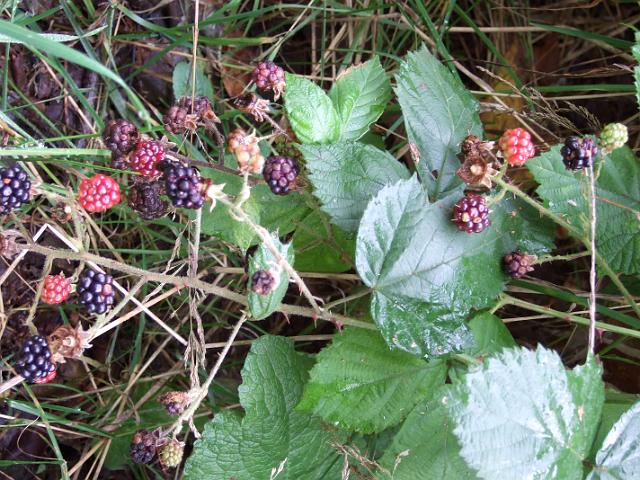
[41,274,72,304]
[78,174,121,213]
[498,128,535,167]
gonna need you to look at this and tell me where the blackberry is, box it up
[130,430,157,465]
[158,391,190,416]
[251,270,275,295]
[0,164,31,214]
[15,335,56,383]
[599,123,628,154]
[103,119,139,155]
[227,128,264,173]
[503,251,536,278]
[128,179,167,220]
[263,156,299,195]
[561,136,598,171]
[158,439,184,469]
[451,194,490,233]
[164,105,189,134]
[110,152,128,171]
[177,96,213,118]
[130,140,165,177]
[161,162,205,209]
[252,61,286,100]
[78,268,115,315]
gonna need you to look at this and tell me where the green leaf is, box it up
[633,32,640,109]
[284,73,340,144]
[450,346,604,480]
[589,391,640,461]
[377,386,479,480]
[370,292,474,358]
[527,146,640,274]
[328,57,391,141]
[297,328,446,434]
[248,237,294,320]
[172,62,215,101]
[183,336,342,480]
[300,142,410,232]
[588,400,640,479]
[292,210,355,273]
[468,312,516,356]
[395,45,482,200]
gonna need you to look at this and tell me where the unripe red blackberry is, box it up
[0,164,31,214]
[130,140,165,177]
[103,119,139,155]
[227,129,265,173]
[561,136,598,171]
[78,174,121,213]
[251,270,275,295]
[163,105,189,134]
[499,128,535,167]
[263,156,299,195]
[130,430,157,465]
[127,179,167,220]
[252,61,286,100]
[78,268,115,315]
[41,274,72,305]
[15,335,56,383]
[503,251,536,278]
[451,194,490,233]
[161,162,205,209]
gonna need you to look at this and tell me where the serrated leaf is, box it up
[377,386,479,480]
[292,210,355,273]
[284,73,340,144]
[328,57,391,141]
[300,142,410,232]
[468,312,516,356]
[527,146,640,274]
[451,346,604,480]
[297,328,446,434]
[183,336,342,480]
[248,237,294,320]
[172,62,214,101]
[395,45,482,200]
[589,391,640,461]
[371,292,474,358]
[588,401,640,479]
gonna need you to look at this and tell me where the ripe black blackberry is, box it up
[451,194,490,233]
[130,430,157,465]
[561,136,598,171]
[15,335,56,383]
[161,162,205,209]
[503,251,536,278]
[78,268,115,315]
[103,119,139,155]
[164,105,189,134]
[0,164,31,214]
[263,156,299,195]
[251,270,275,295]
[128,179,167,220]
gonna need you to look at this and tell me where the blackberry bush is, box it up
[77,268,115,315]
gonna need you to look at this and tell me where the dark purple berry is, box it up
[103,119,139,155]
[251,61,286,99]
[161,162,205,209]
[0,164,31,214]
[78,268,115,315]
[263,156,299,195]
[164,105,189,134]
[15,335,56,383]
[451,194,490,233]
[130,430,157,464]
[561,136,598,171]
[177,96,212,117]
[503,251,536,278]
[128,179,167,220]
[251,270,275,295]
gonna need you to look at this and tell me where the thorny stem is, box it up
[534,251,590,265]
[587,162,598,352]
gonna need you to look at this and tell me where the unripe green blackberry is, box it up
[158,439,184,469]
[599,123,628,154]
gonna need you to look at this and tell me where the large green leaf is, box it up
[377,386,478,480]
[297,328,446,434]
[328,57,391,141]
[247,237,294,320]
[450,346,604,480]
[284,73,340,144]
[183,336,342,480]
[172,62,215,101]
[468,312,516,356]
[300,142,410,232]
[589,391,640,461]
[527,146,640,274]
[395,45,482,200]
[588,401,640,479]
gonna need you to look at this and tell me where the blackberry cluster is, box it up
[561,136,598,171]
[164,105,189,134]
[263,156,299,195]
[130,140,165,177]
[227,129,265,173]
[252,61,286,99]
[158,440,184,469]
[599,123,628,154]
[128,179,167,220]
[178,96,212,117]
[130,430,157,465]
[0,164,31,214]
[161,162,205,209]
[15,335,56,383]
[451,194,490,234]
[251,270,275,295]
[503,251,535,278]
[78,269,115,315]
[103,119,139,156]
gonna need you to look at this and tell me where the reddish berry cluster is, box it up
[252,61,286,100]
[499,128,535,167]
[130,140,165,177]
[503,251,536,278]
[42,274,72,304]
[227,129,265,173]
[251,270,276,295]
[78,174,121,213]
[451,194,490,234]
